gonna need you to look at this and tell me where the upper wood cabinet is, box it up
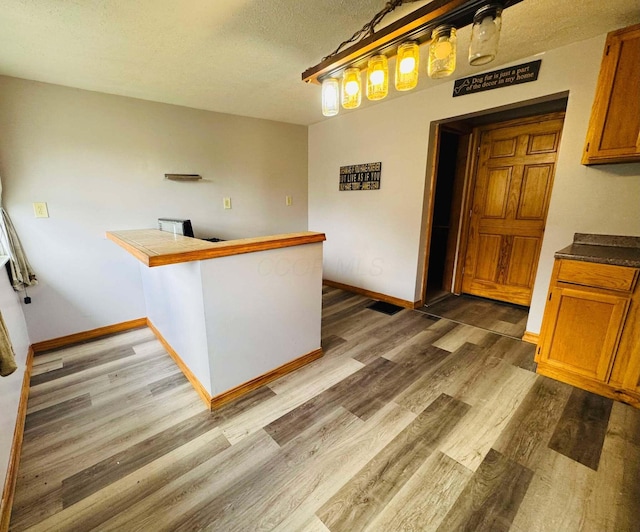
[582,23,640,165]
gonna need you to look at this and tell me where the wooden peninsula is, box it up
[107,229,326,409]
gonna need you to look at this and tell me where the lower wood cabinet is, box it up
[536,259,640,407]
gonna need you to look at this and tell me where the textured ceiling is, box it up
[0,0,638,125]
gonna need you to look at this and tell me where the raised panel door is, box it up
[462,114,564,306]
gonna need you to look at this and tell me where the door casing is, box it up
[419,110,566,306]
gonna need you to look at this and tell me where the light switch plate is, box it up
[223,197,232,209]
[285,195,293,206]
[33,202,49,218]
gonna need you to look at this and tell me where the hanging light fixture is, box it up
[428,25,457,79]
[395,41,420,91]
[469,4,503,66]
[366,55,389,100]
[302,1,522,116]
[342,68,362,109]
[322,78,340,116]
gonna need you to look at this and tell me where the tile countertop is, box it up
[555,233,640,268]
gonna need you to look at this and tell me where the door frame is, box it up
[418,122,442,306]
[452,128,480,295]
[418,110,566,306]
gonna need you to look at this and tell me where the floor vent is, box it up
[368,301,404,315]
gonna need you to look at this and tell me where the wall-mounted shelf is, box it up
[164,174,202,181]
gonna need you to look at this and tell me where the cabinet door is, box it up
[582,23,640,165]
[538,285,630,382]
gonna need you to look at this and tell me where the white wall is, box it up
[140,260,211,394]
[309,34,640,334]
[0,77,309,342]
[0,267,30,509]
[201,243,323,394]
[140,242,323,397]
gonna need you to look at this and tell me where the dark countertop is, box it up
[555,233,640,268]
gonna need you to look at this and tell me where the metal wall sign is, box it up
[453,59,542,97]
[339,162,382,191]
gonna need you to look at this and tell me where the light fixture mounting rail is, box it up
[302,0,521,85]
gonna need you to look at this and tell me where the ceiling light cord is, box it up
[322,0,421,61]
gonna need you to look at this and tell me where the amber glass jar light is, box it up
[366,55,389,101]
[428,25,457,78]
[342,68,362,109]
[395,41,420,91]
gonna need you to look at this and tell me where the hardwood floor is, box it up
[9,287,640,531]
[418,293,529,339]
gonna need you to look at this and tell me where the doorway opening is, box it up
[424,127,469,304]
[421,95,569,312]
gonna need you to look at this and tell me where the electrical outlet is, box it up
[33,202,49,218]
[223,197,232,209]
[285,195,293,206]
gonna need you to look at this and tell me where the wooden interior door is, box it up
[461,113,564,306]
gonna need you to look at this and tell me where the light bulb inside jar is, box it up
[369,70,385,85]
[345,81,360,96]
[433,40,453,61]
[399,56,416,74]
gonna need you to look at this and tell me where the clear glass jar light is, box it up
[395,41,420,91]
[469,5,502,66]
[428,25,457,79]
[366,55,389,101]
[342,68,362,109]
[321,78,340,117]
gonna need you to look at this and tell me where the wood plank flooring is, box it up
[418,293,529,339]
[9,287,640,531]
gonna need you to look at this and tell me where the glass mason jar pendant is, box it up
[342,68,362,109]
[321,78,340,116]
[366,55,389,101]
[469,4,503,66]
[395,41,420,91]
[428,25,457,79]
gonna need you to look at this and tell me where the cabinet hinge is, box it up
[585,142,590,153]
[605,44,610,56]
[537,347,541,355]
[548,293,552,301]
